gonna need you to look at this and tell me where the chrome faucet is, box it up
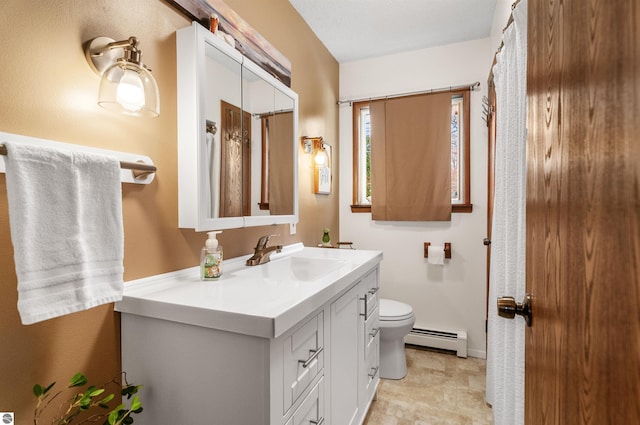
[246,235,283,266]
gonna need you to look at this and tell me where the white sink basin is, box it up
[234,256,348,282]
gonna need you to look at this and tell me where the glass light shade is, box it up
[98,62,160,117]
[314,147,329,165]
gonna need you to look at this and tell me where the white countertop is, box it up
[115,244,382,339]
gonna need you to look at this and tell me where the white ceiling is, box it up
[288,0,498,63]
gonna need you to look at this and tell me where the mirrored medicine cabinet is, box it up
[177,22,299,231]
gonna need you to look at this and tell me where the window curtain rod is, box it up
[337,81,480,106]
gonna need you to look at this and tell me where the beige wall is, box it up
[0,0,338,422]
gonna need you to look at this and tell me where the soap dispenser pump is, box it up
[201,231,223,280]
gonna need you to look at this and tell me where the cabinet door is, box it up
[330,283,360,425]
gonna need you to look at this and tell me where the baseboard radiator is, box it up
[405,328,467,358]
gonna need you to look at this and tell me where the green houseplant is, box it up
[33,372,142,425]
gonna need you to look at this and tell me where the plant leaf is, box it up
[90,387,105,397]
[130,395,142,412]
[79,390,93,408]
[108,409,120,425]
[43,381,56,394]
[69,372,88,387]
[111,404,125,414]
[99,393,115,405]
[33,384,44,397]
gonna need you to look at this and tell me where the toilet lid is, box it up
[379,299,414,321]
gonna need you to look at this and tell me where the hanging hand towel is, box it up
[4,142,124,325]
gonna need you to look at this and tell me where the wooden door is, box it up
[525,0,640,423]
[220,100,251,217]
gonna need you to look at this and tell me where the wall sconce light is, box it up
[84,36,160,117]
[302,136,328,165]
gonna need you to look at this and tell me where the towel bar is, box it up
[0,143,156,182]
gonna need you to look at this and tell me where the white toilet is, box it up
[379,298,415,379]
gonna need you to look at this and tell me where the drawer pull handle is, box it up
[310,417,325,425]
[359,296,368,319]
[368,287,379,295]
[368,366,379,378]
[299,347,323,368]
[369,328,380,338]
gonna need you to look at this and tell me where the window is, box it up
[351,89,472,215]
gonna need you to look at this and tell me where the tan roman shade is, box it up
[267,112,294,215]
[370,92,452,221]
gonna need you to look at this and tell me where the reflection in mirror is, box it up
[220,100,250,217]
[262,109,294,215]
[243,65,295,217]
[204,49,295,220]
[178,22,297,231]
[204,43,242,219]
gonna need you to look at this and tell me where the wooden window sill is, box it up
[452,204,473,213]
[350,204,473,213]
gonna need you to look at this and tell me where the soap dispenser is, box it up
[201,231,223,280]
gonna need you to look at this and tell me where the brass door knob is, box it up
[497,294,532,327]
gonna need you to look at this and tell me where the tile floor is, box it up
[363,346,493,425]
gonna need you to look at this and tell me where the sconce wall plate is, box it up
[302,136,322,154]
[85,37,123,74]
[84,36,160,117]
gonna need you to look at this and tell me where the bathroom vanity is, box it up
[116,244,382,425]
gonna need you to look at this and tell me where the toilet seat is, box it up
[379,299,414,322]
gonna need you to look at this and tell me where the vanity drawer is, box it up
[283,312,324,412]
[285,376,325,425]
[364,307,380,357]
[363,336,379,400]
[360,269,379,320]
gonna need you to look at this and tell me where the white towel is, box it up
[4,142,124,325]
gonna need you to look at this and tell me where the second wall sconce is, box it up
[302,136,328,165]
[84,36,160,117]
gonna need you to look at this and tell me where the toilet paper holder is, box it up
[423,242,452,259]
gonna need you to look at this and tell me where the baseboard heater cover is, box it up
[405,327,467,358]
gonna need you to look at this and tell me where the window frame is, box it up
[350,89,472,214]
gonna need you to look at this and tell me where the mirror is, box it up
[177,23,298,231]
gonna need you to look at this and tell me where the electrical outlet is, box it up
[1,412,15,424]
[289,222,296,235]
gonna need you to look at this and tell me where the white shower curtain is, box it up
[486,1,528,424]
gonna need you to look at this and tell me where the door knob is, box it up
[497,294,532,327]
[483,238,491,246]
